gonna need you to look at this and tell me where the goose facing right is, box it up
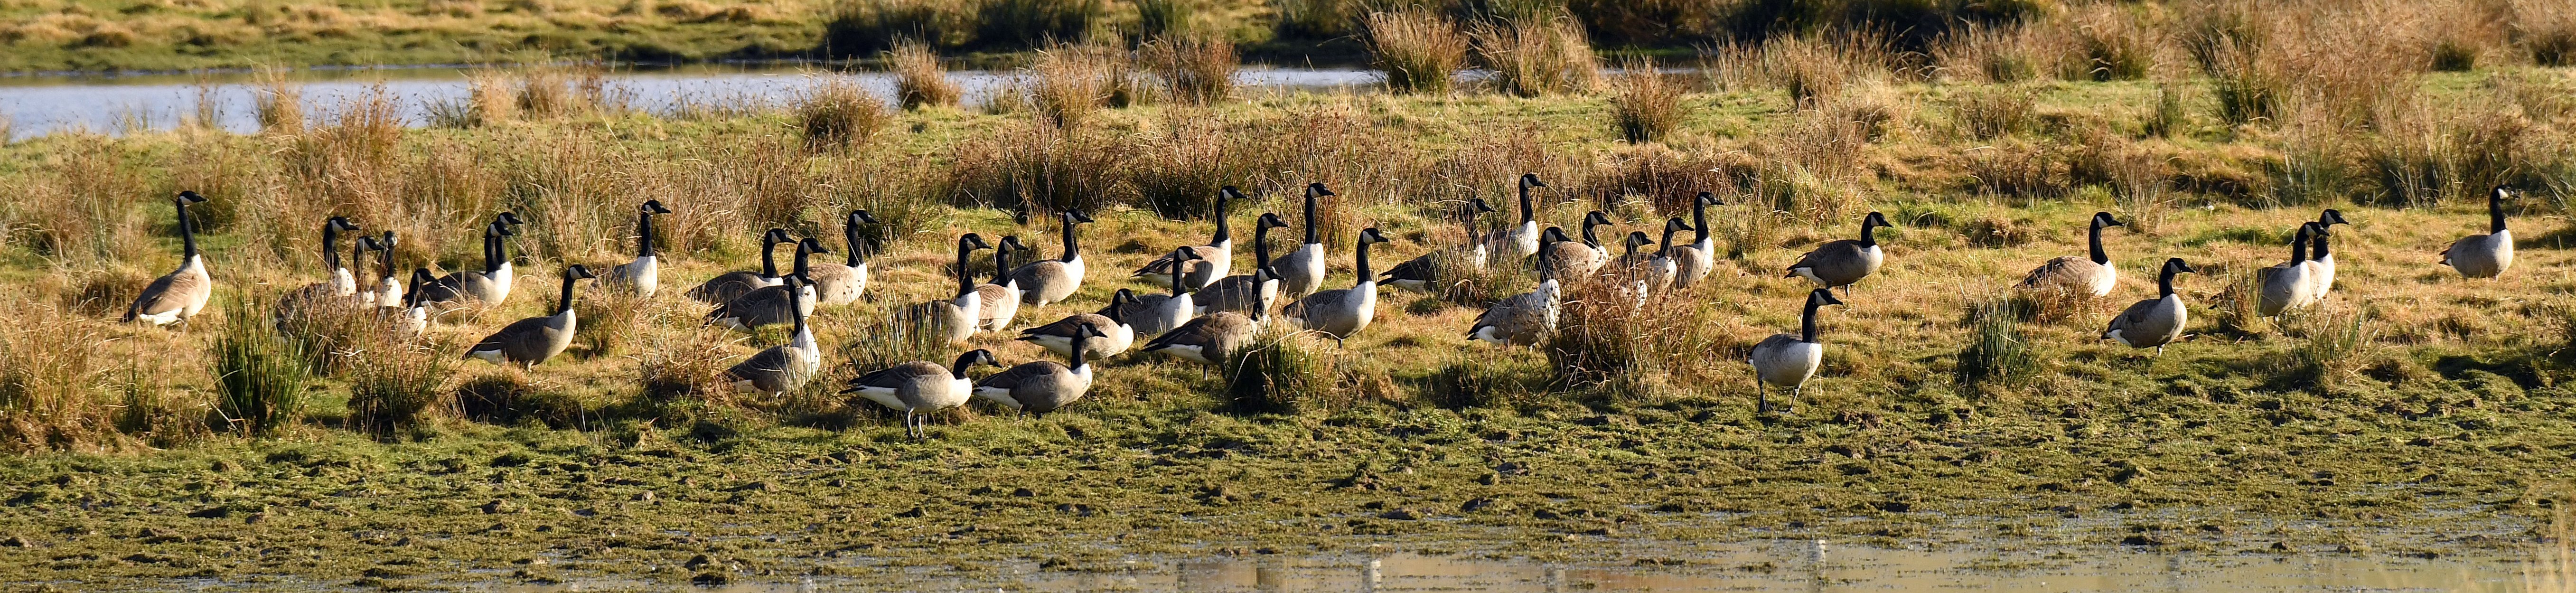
[971,236,1025,331]
[1283,227,1391,343]
[1489,173,1548,260]
[464,264,596,368]
[426,220,515,306]
[726,274,822,396]
[2310,208,2350,293]
[2016,211,2123,297]
[1009,210,1094,306]
[1133,187,1238,292]
[1020,289,1137,359]
[844,349,1002,439]
[125,191,214,326]
[976,322,1105,418]
[1382,198,1495,292]
[707,237,826,332]
[898,234,992,344]
[2104,258,2194,354]
[1748,288,1845,414]
[1197,212,1290,315]
[1126,247,1202,337]
[1546,210,1617,278]
[1468,237,1563,348]
[809,209,878,306]
[1785,211,1889,294]
[1670,192,1722,289]
[2442,186,2513,279]
[1274,182,1337,298]
[2257,223,2321,317]
[602,199,672,298]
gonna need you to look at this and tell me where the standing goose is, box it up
[975,322,1105,418]
[1134,187,1238,292]
[2442,187,2513,279]
[727,274,823,395]
[483,212,528,301]
[1670,192,1722,289]
[2103,258,2195,354]
[1785,211,1890,294]
[1198,213,1290,315]
[1273,182,1337,299]
[843,349,1002,439]
[1283,227,1391,344]
[1382,199,1496,292]
[464,264,595,368]
[1489,173,1549,260]
[2256,223,2321,317]
[428,221,514,305]
[1020,289,1137,359]
[320,216,362,296]
[602,199,672,298]
[1546,211,1617,278]
[707,237,827,331]
[125,191,214,326]
[971,236,1025,331]
[1010,210,1094,306]
[2016,212,2124,297]
[368,231,403,308]
[687,228,792,305]
[1125,247,1202,337]
[1748,288,1845,414]
[1469,238,1564,348]
[2311,208,2350,294]
[899,234,993,344]
[809,210,879,306]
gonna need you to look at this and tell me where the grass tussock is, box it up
[1471,16,1599,98]
[1957,296,2038,395]
[347,341,452,436]
[886,40,962,110]
[1141,35,1237,104]
[945,119,1124,215]
[2278,305,2380,391]
[1225,328,1350,415]
[215,298,310,438]
[2512,0,2576,66]
[1935,23,2044,84]
[1951,85,2034,141]
[1025,42,1121,128]
[1607,60,1682,144]
[796,77,890,152]
[253,67,304,133]
[2058,3,2154,82]
[0,304,114,451]
[1366,9,1469,95]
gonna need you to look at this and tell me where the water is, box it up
[0,65,1386,140]
[495,541,2539,592]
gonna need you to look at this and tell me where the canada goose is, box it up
[350,235,383,302]
[395,268,432,334]
[1134,187,1239,291]
[707,237,827,331]
[687,228,792,305]
[1010,210,1094,306]
[1785,211,1890,294]
[1670,192,1722,289]
[602,199,672,298]
[426,221,515,306]
[727,274,823,396]
[1534,227,1590,282]
[1382,199,1496,292]
[1283,227,1391,344]
[976,322,1105,418]
[1610,218,1688,294]
[2311,208,2350,293]
[843,349,1002,439]
[1274,182,1336,298]
[1127,247,1202,337]
[1747,288,1845,414]
[125,191,214,326]
[1609,230,1658,303]
[971,236,1025,331]
[2299,222,2335,298]
[1468,238,1563,348]
[2016,212,2123,297]
[273,216,368,320]
[2442,187,2513,279]
[319,216,362,296]
[1545,211,1616,278]
[1489,173,1549,260]
[809,210,879,306]
[2103,258,2195,354]
[464,264,595,368]
[1139,311,1258,372]
[2257,223,2321,317]
[898,234,992,344]
[484,212,527,301]
[1199,212,1291,314]
[368,231,402,308]
[1019,289,1137,359]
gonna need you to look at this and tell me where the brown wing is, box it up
[125,269,208,320]
[852,361,947,389]
[975,361,1066,391]
[2016,256,2087,289]
[1020,313,1112,340]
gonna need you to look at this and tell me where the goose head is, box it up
[1066,210,1096,224]
[1469,198,1496,215]
[1696,191,1722,207]
[2090,211,2123,229]
[564,264,597,281]
[1862,211,1890,231]
[1076,321,1107,340]
[178,190,208,204]
[764,227,791,245]
[1808,288,1845,307]
[1307,182,1335,198]
[801,236,832,256]
[2316,208,2347,226]
[1541,226,1571,245]
[960,233,993,251]
[848,209,879,226]
[953,348,1003,372]
[1220,185,1246,202]
[1663,216,1690,234]
[378,231,397,250]
[1519,173,1547,189]
[2162,257,2195,275]
[327,216,360,233]
[1358,227,1390,245]
[642,200,672,215]
[1621,231,1652,255]
[496,212,526,227]
[1257,212,1290,230]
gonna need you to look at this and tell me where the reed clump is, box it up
[796,77,889,152]
[1141,34,1236,104]
[1365,9,1468,95]
[1608,60,1680,144]
[1471,16,1598,98]
[1224,328,1346,415]
[347,340,451,436]
[253,67,304,133]
[886,40,961,110]
[215,298,310,438]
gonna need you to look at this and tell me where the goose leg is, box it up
[1756,382,1769,415]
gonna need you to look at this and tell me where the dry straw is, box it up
[1365,9,1467,94]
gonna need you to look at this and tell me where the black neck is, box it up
[844,222,867,266]
[955,242,977,296]
[1691,198,1711,243]
[1101,298,1127,323]
[1355,239,1375,288]
[790,280,808,333]
[352,238,371,277]
[1253,223,1273,268]
[323,225,343,271]
[491,227,510,271]
[794,242,816,277]
[555,274,579,315]
[1536,240,1557,280]
[1800,297,1824,343]
[1458,207,1479,242]
[1659,226,1680,252]
[482,227,499,272]
[2087,221,2108,264]
[1581,223,1600,248]
[2159,265,2179,297]
[1858,221,1878,248]
[760,239,780,277]
[2310,232,2329,259]
[2290,232,2309,264]
[1303,192,1320,244]
[948,353,979,379]
[378,240,395,278]
[637,211,656,257]
[1517,183,1535,223]
[1068,330,1091,369]
[1170,256,1187,295]
[2491,194,2508,233]
[1211,198,1231,245]
[178,201,198,259]
[1059,216,1080,263]
[991,245,1011,284]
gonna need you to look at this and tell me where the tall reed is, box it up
[254,67,304,133]
[796,77,890,152]
[1365,9,1468,94]
[215,298,310,438]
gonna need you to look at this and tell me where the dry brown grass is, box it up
[1025,42,1119,128]
[1471,15,1598,98]
[253,67,304,133]
[886,39,961,109]
[1365,9,1468,94]
[1140,34,1236,104]
[796,76,889,152]
[1934,22,2046,84]
[1607,60,1681,144]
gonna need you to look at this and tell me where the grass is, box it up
[214,299,309,438]
[795,76,889,151]
[886,39,961,109]
[1471,15,1598,98]
[1366,9,1469,94]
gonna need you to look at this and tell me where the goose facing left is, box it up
[844,349,1002,439]
[2016,211,2123,297]
[602,199,672,298]
[465,264,596,368]
[125,191,214,326]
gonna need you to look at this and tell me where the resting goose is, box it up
[809,210,878,306]
[726,274,823,396]
[1610,217,1687,295]
[899,234,992,344]
[320,216,362,296]
[1126,247,1202,337]
[1534,227,1590,283]
[602,199,672,298]
[426,221,513,306]
[464,264,595,368]
[1609,231,1658,304]
[1748,288,1845,414]
[1140,310,1259,372]
[687,228,792,305]
[1489,173,1548,260]
[2257,223,2320,317]
[274,216,366,320]
[1019,289,1137,359]
[843,349,1002,439]
[707,237,826,331]
[2311,208,2350,293]
[483,212,527,301]
[1283,227,1391,344]
[1273,183,1336,298]
[1198,212,1290,315]
[1134,187,1238,292]
[1785,211,1889,294]
[395,268,432,335]
[2442,187,2513,279]
[367,231,402,308]
[1010,210,1094,306]
[976,322,1104,418]
[2016,211,2123,297]
[2104,258,2194,354]
[1382,198,1496,292]
[125,191,214,326]
[1670,192,1721,289]
[1469,238,1564,348]
[971,236,1025,331]
[1544,211,1616,279]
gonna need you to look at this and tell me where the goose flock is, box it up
[119,181,2527,433]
